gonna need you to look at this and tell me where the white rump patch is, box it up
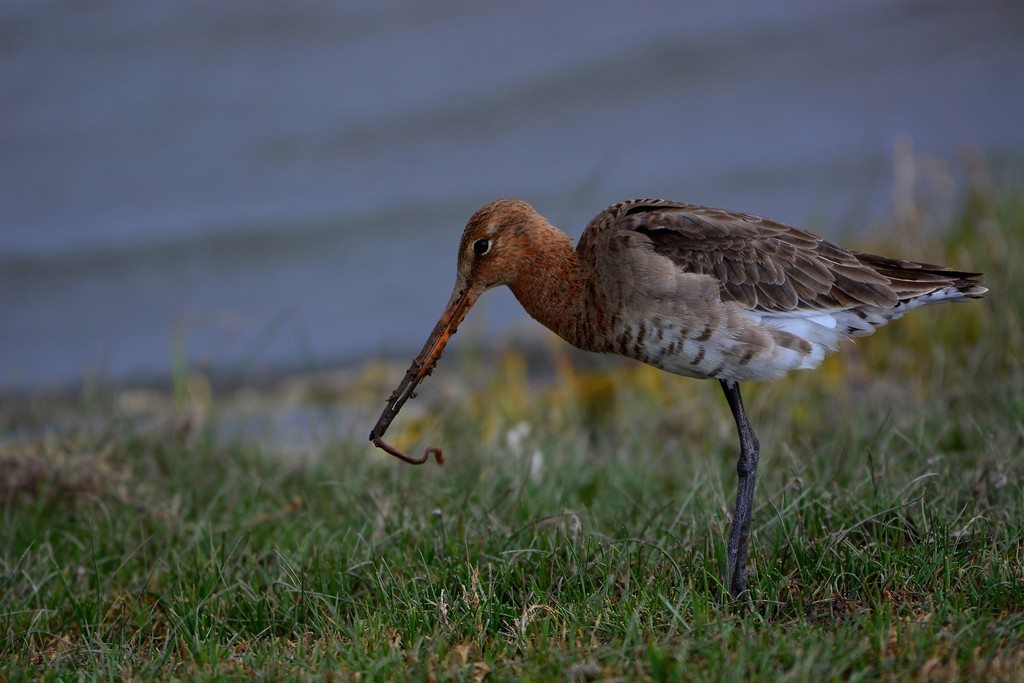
[807,314,837,328]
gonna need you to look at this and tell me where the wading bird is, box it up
[369,198,986,597]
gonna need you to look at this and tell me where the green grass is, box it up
[3,179,1024,681]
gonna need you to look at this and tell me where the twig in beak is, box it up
[369,286,476,467]
[371,436,444,465]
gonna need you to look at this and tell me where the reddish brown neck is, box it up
[507,224,586,347]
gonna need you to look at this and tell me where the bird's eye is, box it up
[473,239,491,255]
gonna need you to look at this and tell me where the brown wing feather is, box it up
[579,199,982,313]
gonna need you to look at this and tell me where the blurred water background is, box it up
[3,0,1023,395]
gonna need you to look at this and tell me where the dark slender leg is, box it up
[720,380,760,597]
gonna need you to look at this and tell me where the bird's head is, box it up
[368,198,543,464]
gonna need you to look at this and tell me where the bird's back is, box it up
[572,199,986,382]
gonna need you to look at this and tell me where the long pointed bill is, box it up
[369,286,479,465]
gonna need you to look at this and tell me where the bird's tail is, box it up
[854,252,988,303]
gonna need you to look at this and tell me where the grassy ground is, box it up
[2,177,1023,681]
